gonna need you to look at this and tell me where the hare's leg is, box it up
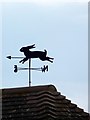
[46,57,54,63]
[39,56,54,63]
[49,57,54,60]
[48,59,53,63]
[19,57,28,64]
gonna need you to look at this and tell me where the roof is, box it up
[1,85,90,120]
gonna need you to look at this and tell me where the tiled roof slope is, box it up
[2,85,89,120]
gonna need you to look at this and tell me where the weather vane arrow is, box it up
[7,56,24,60]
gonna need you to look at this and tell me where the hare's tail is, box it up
[44,49,47,56]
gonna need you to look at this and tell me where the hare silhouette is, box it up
[19,44,54,64]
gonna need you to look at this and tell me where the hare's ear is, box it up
[27,44,35,49]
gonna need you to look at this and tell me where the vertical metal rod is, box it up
[29,59,31,87]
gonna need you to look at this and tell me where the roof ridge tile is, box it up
[2,84,90,120]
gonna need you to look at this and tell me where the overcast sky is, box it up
[0,0,89,3]
[1,0,88,112]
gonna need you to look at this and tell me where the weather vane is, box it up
[7,44,54,87]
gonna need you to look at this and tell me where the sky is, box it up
[1,0,88,112]
[0,0,89,3]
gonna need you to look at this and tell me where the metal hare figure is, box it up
[19,44,54,64]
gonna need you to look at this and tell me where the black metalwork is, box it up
[19,44,54,64]
[7,44,53,87]
[7,56,24,59]
[14,65,48,73]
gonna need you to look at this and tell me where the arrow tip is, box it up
[7,56,11,59]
